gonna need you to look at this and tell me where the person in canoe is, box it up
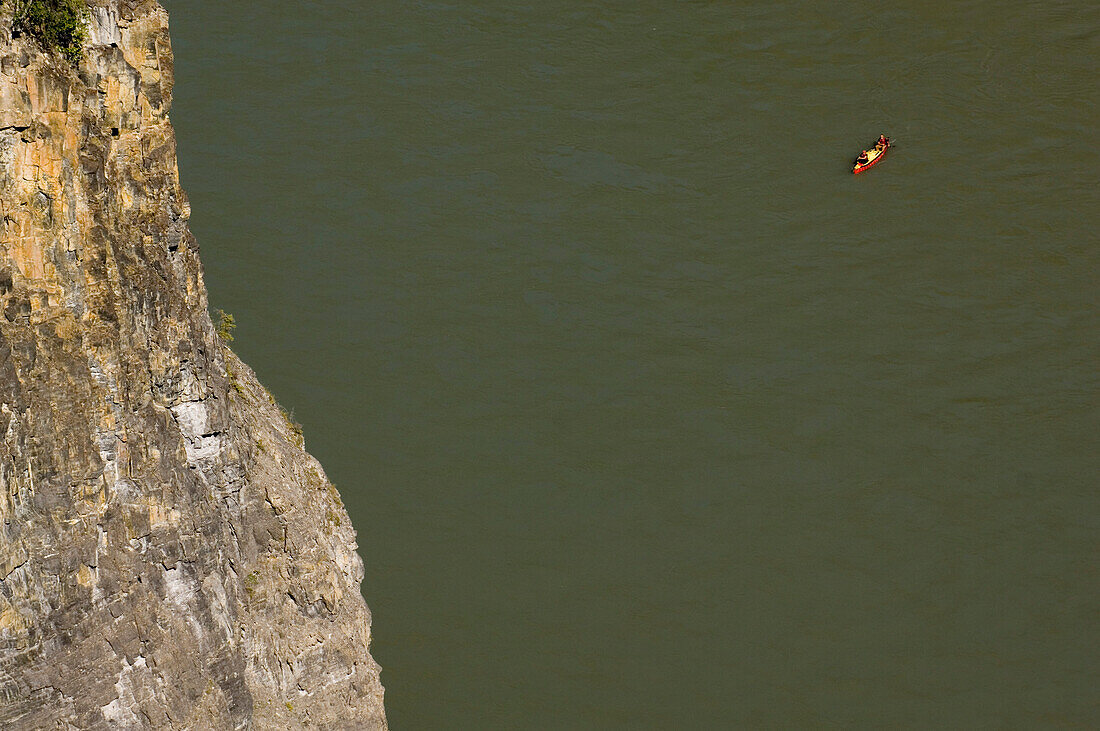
[854,135,891,173]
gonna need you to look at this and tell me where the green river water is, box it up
[166,1,1099,727]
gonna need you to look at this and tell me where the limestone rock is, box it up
[0,2,386,728]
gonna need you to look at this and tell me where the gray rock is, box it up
[0,2,387,728]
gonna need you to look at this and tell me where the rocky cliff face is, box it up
[0,2,386,727]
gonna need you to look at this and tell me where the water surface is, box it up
[168,1,1099,726]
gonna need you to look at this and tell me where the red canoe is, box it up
[853,137,890,174]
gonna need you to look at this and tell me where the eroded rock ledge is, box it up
[0,2,386,727]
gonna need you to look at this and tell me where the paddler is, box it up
[875,134,888,150]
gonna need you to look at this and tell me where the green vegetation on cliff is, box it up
[215,309,237,341]
[6,0,87,62]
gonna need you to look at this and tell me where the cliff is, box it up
[0,2,386,728]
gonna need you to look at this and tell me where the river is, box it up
[167,1,1099,726]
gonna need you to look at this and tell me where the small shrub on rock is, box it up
[8,0,88,63]
[215,309,236,342]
